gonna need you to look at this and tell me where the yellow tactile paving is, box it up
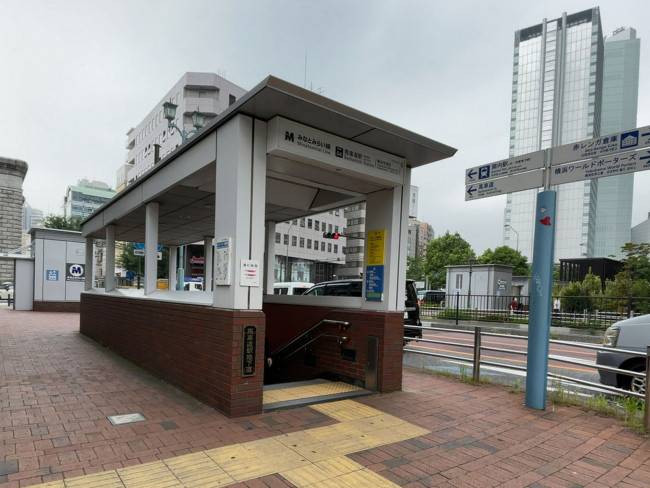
[263,381,364,404]
[164,452,234,487]
[31,399,428,488]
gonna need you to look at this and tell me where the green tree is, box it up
[117,242,169,279]
[42,215,82,231]
[406,256,425,281]
[477,245,530,276]
[423,231,474,289]
[560,269,602,312]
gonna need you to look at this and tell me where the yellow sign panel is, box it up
[366,229,386,266]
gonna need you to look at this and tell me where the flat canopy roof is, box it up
[82,75,457,245]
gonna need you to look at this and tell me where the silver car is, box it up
[596,314,650,394]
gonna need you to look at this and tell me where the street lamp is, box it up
[162,100,206,144]
[504,224,519,252]
[467,258,475,309]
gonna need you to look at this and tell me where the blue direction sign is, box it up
[134,243,163,251]
[465,150,544,184]
[552,125,650,165]
[551,148,650,186]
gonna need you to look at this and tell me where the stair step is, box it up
[262,379,373,412]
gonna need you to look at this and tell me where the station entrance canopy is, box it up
[79,75,456,417]
[81,76,456,245]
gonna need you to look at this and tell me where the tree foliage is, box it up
[406,256,425,281]
[477,245,530,276]
[117,242,169,279]
[423,231,474,289]
[42,215,82,231]
[560,269,602,312]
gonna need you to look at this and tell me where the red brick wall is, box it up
[263,303,403,392]
[34,301,80,313]
[80,294,265,417]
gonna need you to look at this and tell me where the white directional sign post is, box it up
[466,170,544,200]
[552,148,650,186]
[465,150,544,185]
[552,125,650,165]
[464,124,650,413]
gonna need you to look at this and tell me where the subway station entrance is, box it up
[79,76,456,417]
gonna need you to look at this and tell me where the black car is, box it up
[303,279,423,341]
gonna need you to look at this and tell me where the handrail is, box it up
[280,334,348,362]
[271,319,349,360]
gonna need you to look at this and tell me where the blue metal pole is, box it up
[525,190,556,410]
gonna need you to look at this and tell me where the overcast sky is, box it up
[3,0,650,254]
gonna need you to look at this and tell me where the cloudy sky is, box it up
[3,0,650,254]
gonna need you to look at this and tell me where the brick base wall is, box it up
[34,301,80,313]
[80,294,265,417]
[263,303,403,392]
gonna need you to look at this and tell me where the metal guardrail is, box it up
[403,324,650,427]
[419,293,650,330]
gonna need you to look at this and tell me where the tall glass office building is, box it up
[595,27,640,259]
[504,8,639,261]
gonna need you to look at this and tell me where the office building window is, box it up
[275,233,281,244]
[299,237,305,248]
[292,236,297,246]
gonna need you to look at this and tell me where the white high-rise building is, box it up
[504,9,640,262]
[117,73,247,191]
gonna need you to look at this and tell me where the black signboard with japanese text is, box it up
[242,325,257,376]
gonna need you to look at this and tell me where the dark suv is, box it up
[303,279,422,340]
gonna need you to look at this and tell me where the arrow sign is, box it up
[465,150,544,184]
[465,169,544,201]
[551,148,650,186]
[552,125,650,166]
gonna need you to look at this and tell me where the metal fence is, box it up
[420,294,650,330]
[403,324,650,427]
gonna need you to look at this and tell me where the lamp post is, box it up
[162,100,206,144]
[504,224,519,252]
[467,258,475,309]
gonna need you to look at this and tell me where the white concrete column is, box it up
[105,225,116,292]
[168,245,177,291]
[362,168,411,312]
[213,115,267,310]
[85,237,94,291]
[144,202,159,294]
[264,222,276,295]
[203,237,213,292]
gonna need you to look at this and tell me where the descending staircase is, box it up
[262,379,373,412]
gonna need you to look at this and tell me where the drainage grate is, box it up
[107,413,147,425]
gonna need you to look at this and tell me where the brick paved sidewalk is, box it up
[2,306,650,487]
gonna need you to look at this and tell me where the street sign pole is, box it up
[526,189,556,410]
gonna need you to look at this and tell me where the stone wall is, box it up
[0,157,28,283]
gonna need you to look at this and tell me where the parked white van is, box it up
[273,282,314,295]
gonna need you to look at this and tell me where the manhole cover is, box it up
[107,413,147,425]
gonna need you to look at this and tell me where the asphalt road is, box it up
[403,328,613,398]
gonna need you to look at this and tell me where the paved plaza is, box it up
[2,307,650,487]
